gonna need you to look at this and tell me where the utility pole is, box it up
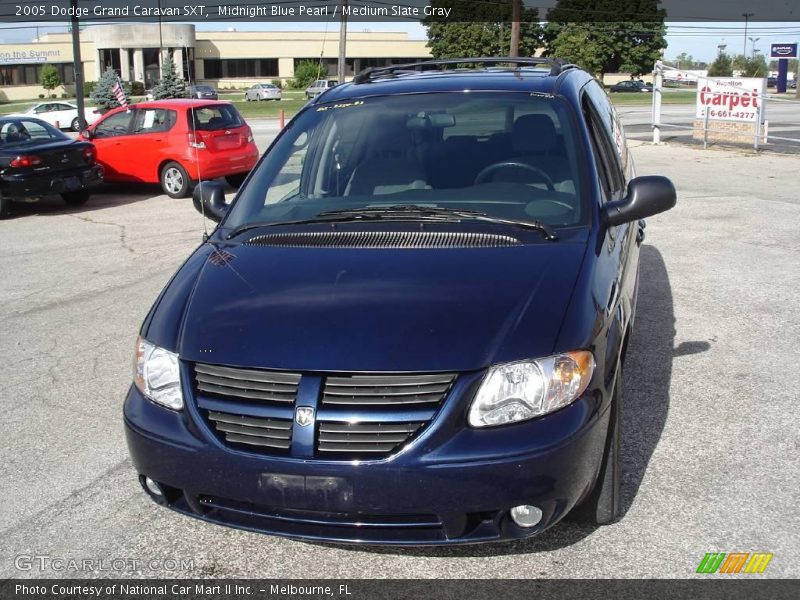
[510,0,521,58]
[742,13,754,57]
[337,0,348,82]
[70,0,85,130]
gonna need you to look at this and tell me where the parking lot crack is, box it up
[68,214,136,254]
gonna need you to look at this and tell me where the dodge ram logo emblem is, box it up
[295,406,314,427]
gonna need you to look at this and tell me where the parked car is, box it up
[125,57,676,544]
[0,116,103,219]
[767,77,778,88]
[305,78,338,99]
[7,101,102,132]
[609,80,653,93]
[189,85,218,100]
[79,99,258,198]
[244,83,282,101]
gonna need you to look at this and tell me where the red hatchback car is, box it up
[80,99,258,198]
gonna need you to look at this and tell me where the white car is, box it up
[244,83,282,101]
[9,101,102,132]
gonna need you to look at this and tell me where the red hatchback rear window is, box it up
[189,105,244,131]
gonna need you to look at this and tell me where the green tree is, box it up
[40,64,61,94]
[732,54,768,77]
[151,55,187,99]
[90,67,125,110]
[706,53,733,77]
[424,1,541,59]
[292,60,323,89]
[544,1,667,78]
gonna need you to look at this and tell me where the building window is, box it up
[0,62,77,86]
[203,58,278,79]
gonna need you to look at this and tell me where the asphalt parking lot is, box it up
[1,137,798,578]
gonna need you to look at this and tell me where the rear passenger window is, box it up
[132,108,176,134]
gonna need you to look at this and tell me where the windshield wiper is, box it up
[226,205,557,241]
[318,205,558,240]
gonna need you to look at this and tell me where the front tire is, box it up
[570,368,622,525]
[0,196,10,219]
[160,162,191,198]
[62,190,90,205]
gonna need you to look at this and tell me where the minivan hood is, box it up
[177,237,587,373]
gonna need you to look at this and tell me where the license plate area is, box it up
[260,473,353,510]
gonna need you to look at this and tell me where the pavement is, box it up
[1,139,798,579]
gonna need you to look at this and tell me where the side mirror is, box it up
[603,176,676,227]
[81,129,94,139]
[193,181,228,223]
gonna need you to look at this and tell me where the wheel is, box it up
[569,368,622,525]
[62,190,90,205]
[225,173,247,188]
[70,117,81,132]
[474,161,555,190]
[160,161,191,198]
[0,196,10,220]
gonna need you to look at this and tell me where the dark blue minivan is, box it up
[125,58,676,545]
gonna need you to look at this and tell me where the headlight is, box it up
[133,336,183,410]
[468,351,595,428]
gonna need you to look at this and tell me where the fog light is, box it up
[143,477,163,497]
[510,504,543,528]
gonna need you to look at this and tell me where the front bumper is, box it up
[124,380,609,545]
[1,164,103,199]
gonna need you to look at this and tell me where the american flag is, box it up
[111,78,128,109]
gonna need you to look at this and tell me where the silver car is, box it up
[305,79,339,99]
[244,83,282,101]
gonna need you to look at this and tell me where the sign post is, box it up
[769,43,798,94]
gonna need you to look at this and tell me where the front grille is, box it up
[207,410,292,451]
[193,363,455,460]
[317,373,455,458]
[245,231,521,249]
[195,363,300,404]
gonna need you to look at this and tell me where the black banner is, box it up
[0,0,799,23]
[2,580,800,600]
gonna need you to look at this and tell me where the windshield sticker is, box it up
[316,100,364,112]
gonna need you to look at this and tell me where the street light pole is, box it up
[742,13,754,56]
[70,0,85,130]
[748,37,760,59]
[337,0,348,82]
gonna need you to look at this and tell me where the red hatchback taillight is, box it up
[187,131,207,149]
[10,155,43,168]
[83,146,96,164]
[246,126,253,143]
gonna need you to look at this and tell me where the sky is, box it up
[1,21,799,63]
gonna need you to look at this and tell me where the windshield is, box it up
[225,92,587,230]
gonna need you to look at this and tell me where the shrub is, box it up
[293,60,322,89]
[129,81,145,96]
[271,78,283,88]
[38,94,45,99]
[40,63,61,93]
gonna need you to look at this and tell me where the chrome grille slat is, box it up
[323,383,451,396]
[195,363,301,385]
[319,422,422,434]
[325,374,455,386]
[196,373,297,394]
[322,394,445,405]
[224,432,292,449]
[245,231,521,249]
[208,411,292,430]
[197,383,295,402]
[215,422,292,440]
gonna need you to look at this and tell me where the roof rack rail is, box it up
[352,57,577,84]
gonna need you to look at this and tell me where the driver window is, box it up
[94,111,134,138]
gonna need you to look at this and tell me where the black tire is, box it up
[225,173,248,188]
[0,196,10,220]
[570,369,622,525]
[70,117,82,132]
[160,161,191,198]
[62,190,91,205]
